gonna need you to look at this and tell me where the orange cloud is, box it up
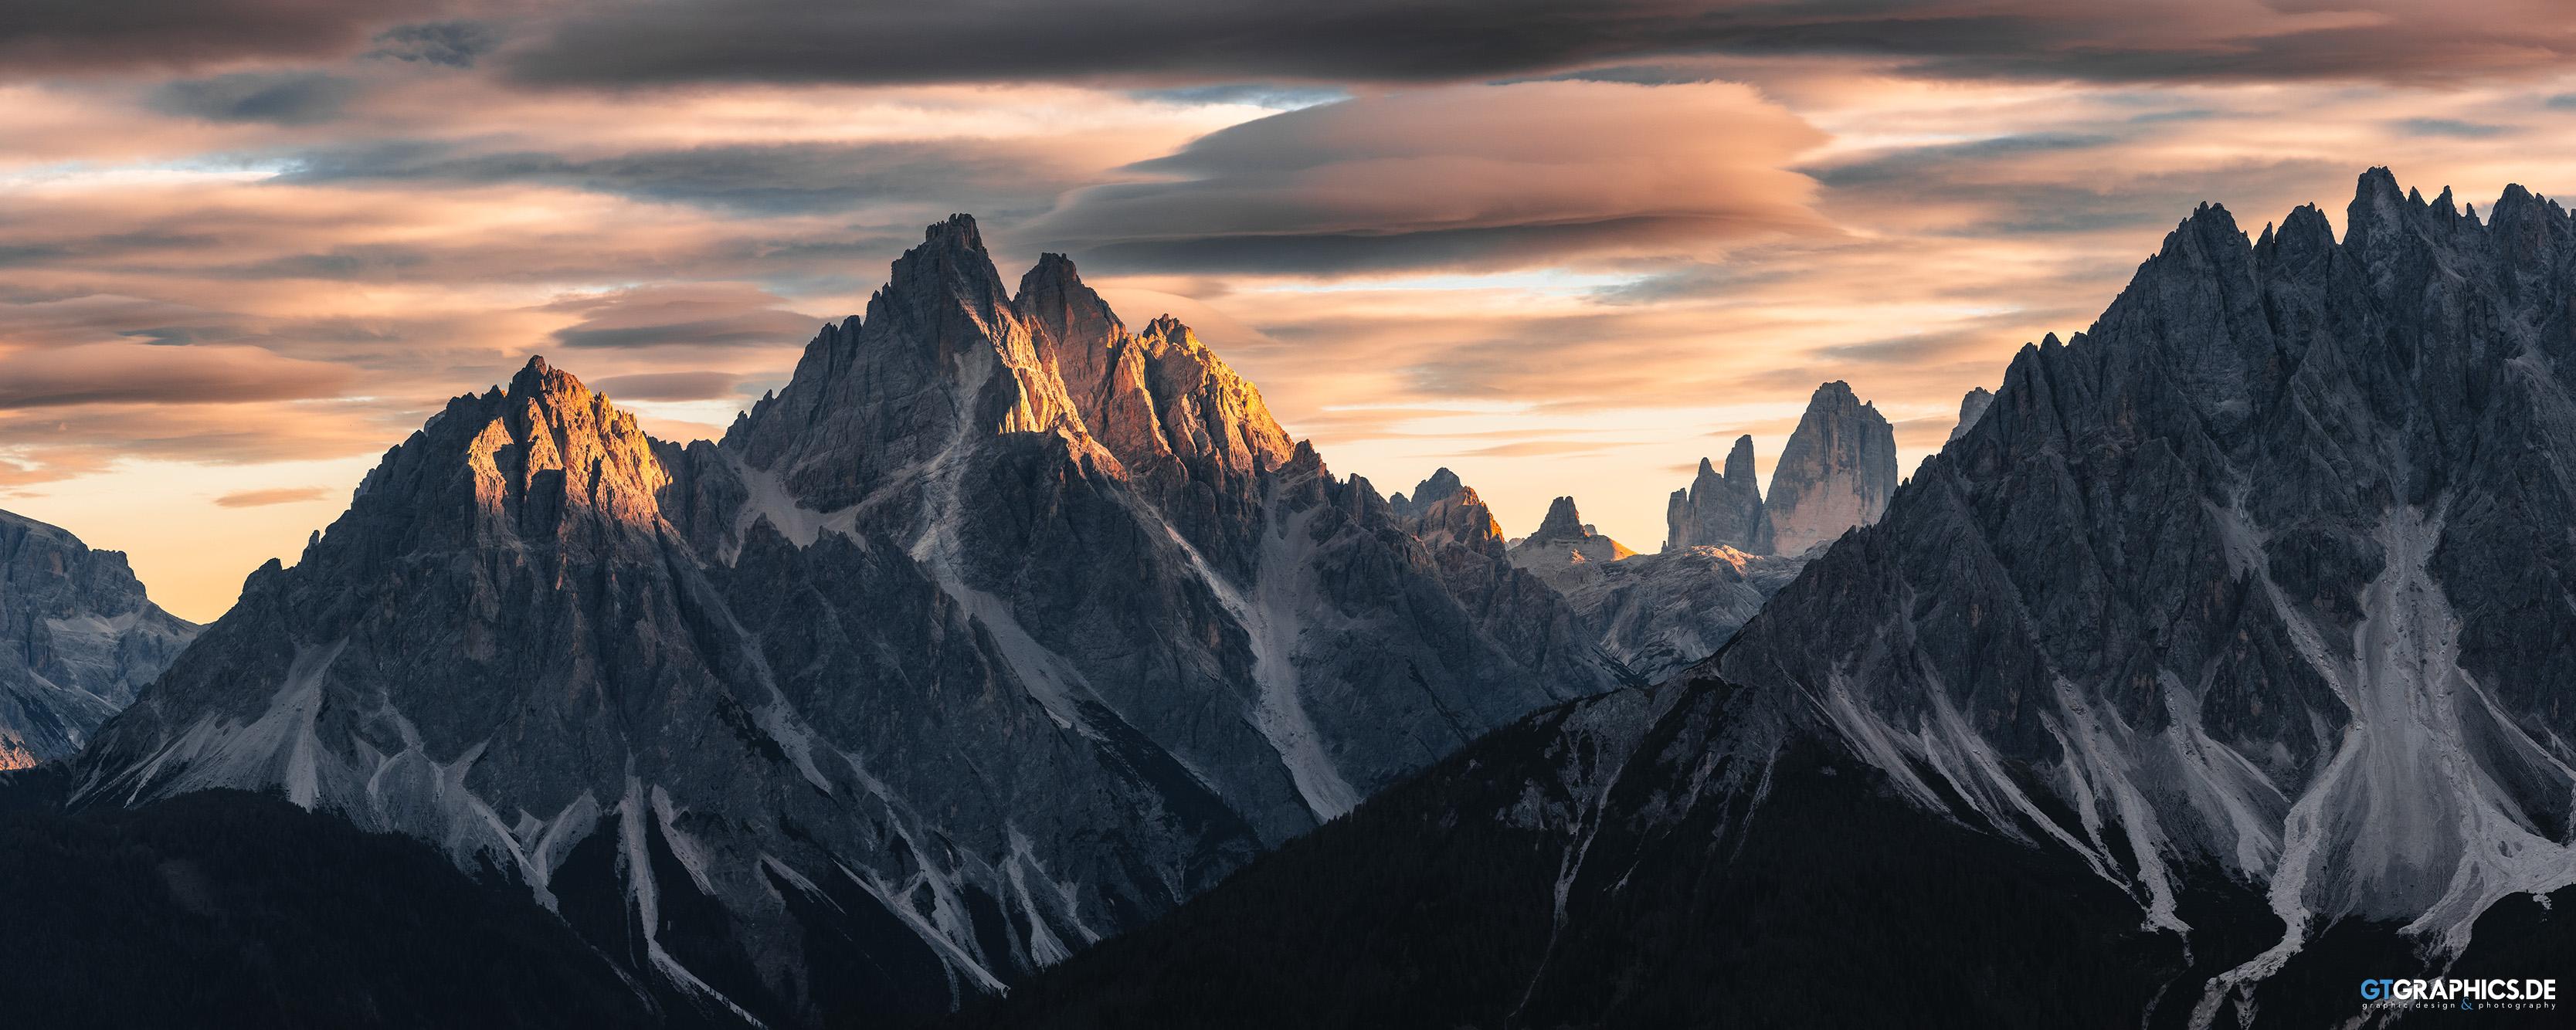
[8,29,2576,612]
[0,343,356,408]
[212,486,331,507]
[1029,80,1832,273]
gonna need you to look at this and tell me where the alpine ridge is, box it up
[72,217,1613,1026]
[935,169,2576,1029]
[1720,169,2576,1022]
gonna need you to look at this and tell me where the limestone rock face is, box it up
[75,215,1613,1027]
[0,511,198,768]
[1016,254,1293,577]
[1665,435,1765,551]
[1662,385,1897,558]
[1387,468,1505,554]
[1947,386,1995,443]
[1758,381,1897,554]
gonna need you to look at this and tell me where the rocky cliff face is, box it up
[1757,381,1897,554]
[0,510,198,769]
[1665,435,1765,551]
[1949,386,1996,442]
[75,218,1611,1026]
[1661,385,1897,557]
[1386,468,1504,554]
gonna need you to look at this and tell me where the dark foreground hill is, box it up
[0,769,655,1028]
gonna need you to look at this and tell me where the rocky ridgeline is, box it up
[1719,171,2576,1018]
[952,168,2576,1029]
[73,216,1610,1027]
[0,510,198,769]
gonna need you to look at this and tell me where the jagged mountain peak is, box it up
[0,510,199,767]
[1722,434,1756,483]
[1509,496,1635,591]
[1134,313,1213,358]
[722,216,1091,512]
[1416,466,1466,503]
[1531,496,1587,542]
[1947,386,1994,443]
[1717,167,2576,1015]
[921,211,987,252]
[872,212,1021,346]
[1761,380,1896,554]
[509,352,568,393]
[1666,435,1766,553]
[1014,252,1122,338]
[1388,467,1465,511]
[334,353,671,558]
[1386,467,1503,554]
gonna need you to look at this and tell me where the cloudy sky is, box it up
[8,0,2576,620]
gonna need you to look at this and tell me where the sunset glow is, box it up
[8,4,2576,620]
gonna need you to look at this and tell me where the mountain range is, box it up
[3,168,2567,1028]
[59,217,1612,1026]
[943,169,2576,1028]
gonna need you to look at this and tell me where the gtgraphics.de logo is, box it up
[2360,977,2558,1013]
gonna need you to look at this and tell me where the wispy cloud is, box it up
[1028,80,1831,275]
[212,486,331,507]
[7,1,2576,613]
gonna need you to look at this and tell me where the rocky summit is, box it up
[72,218,1610,1027]
[1757,381,1898,554]
[1506,496,1635,592]
[0,510,198,769]
[1662,382,1898,556]
[1948,385,1996,442]
[1664,435,1765,552]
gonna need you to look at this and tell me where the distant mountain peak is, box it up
[0,510,199,768]
[1510,496,1634,590]
[1761,380,1897,555]
[1411,467,1467,505]
[1386,467,1502,554]
[1666,389,1893,556]
[1946,386,1994,443]
[1531,496,1587,542]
